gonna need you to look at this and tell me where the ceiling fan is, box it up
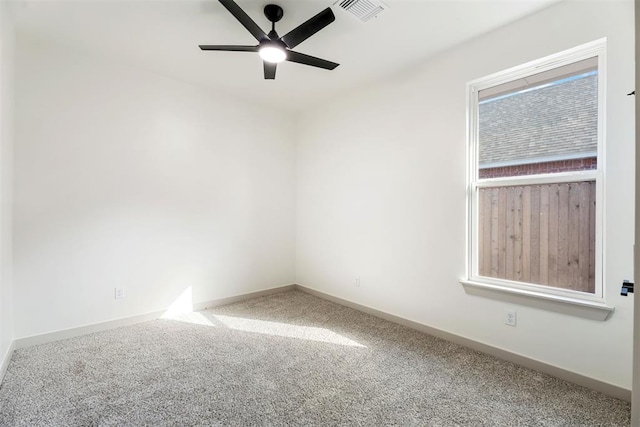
[199,0,339,80]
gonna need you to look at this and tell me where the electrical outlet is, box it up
[114,288,125,300]
[355,277,361,287]
[505,310,517,327]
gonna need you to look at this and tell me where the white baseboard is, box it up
[14,310,165,350]
[14,284,296,350]
[293,284,631,403]
[0,340,15,384]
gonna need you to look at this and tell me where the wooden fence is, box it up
[477,181,595,293]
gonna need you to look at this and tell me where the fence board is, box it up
[490,188,499,277]
[568,184,581,291]
[498,189,507,277]
[589,183,596,291]
[529,185,540,283]
[548,184,559,286]
[514,187,523,280]
[482,189,492,276]
[478,192,484,274]
[505,187,515,278]
[557,184,569,288]
[578,183,591,293]
[522,186,531,283]
[539,185,549,285]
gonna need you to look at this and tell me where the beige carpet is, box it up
[0,290,631,426]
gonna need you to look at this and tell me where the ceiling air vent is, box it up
[335,0,388,23]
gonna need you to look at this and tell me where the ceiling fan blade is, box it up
[286,50,339,70]
[281,8,335,49]
[264,62,277,80]
[199,45,258,52]
[218,0,269,42]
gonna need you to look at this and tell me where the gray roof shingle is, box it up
[478,74,597,166]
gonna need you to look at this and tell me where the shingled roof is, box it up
[478,73,597,167]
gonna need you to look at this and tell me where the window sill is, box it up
[460,280,614,321]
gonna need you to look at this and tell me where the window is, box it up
[465,40,606,304]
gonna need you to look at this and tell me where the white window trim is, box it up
[462,39,611,317]
[460,280,613,321]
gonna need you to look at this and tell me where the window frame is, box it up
[464,39,607,305]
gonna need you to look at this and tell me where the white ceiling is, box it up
[11,0,560,112]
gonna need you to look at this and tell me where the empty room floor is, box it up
[0,290,631,426]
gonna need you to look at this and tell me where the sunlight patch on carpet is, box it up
[163,311,219,326]
[213,314,366,348]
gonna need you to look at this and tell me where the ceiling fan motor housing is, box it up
[264,4,284,23]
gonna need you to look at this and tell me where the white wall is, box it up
[13,40,296,339]
[296,0,635,389]
[0,1,15,372]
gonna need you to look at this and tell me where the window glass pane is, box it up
[478,60,598,179]
[477,182,595,294]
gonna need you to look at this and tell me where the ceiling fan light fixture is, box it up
[259,45,287,63]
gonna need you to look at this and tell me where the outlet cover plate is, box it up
[505,310,517,327]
